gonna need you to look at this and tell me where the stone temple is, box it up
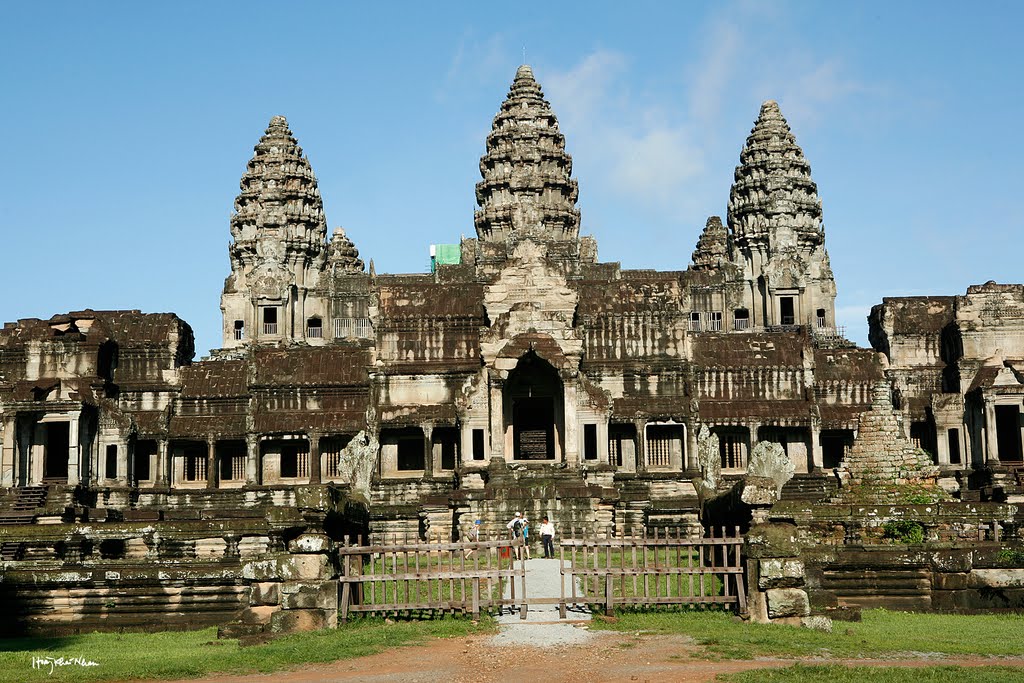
[1,65,1022,633]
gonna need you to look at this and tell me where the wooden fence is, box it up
[559,527,746,617]
[337,535,528,622]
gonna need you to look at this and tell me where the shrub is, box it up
[882,520,925,544]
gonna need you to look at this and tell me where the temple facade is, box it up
[1,64,1022,541]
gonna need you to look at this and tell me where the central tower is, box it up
[474,65,581,245]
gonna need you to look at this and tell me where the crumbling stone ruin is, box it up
[0,64,1022,634]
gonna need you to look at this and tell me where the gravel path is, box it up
[492,558,595,647]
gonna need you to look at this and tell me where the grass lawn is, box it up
[591,608,1024,660]
[721,665,1024,683]
[0,617,493,683]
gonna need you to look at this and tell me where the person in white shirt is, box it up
[506,511,526,559]
[539,516,555,558]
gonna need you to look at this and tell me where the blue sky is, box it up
[1,1,1021,355]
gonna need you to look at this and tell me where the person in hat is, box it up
[463,519,482,559]
[506,512,527,559]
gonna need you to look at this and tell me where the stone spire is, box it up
[328,227,364,273]
[229,115,327,269]
[728,101,823,251]
[474,65,580,243]
[691,216,729,271]
[221,116,330,348]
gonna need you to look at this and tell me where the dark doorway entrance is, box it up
[994,405,1023,461]
[43,422,70,481]
[780,297,795,326]
[505,351,563,460]
[514,397,555,459]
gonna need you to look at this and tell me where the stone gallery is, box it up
[0,65,1022,634]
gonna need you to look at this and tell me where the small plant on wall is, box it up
[882,520,925,544]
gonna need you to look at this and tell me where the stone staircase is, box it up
[781,473,839,503]
[0,486,47,525]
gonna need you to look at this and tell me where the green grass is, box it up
[720,665,1024,683]
[570,547,727,601]
[591,608,1024,659]
[0,617,493,683]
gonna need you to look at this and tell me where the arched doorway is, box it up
[504,352,564,460]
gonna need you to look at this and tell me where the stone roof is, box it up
[728,101,823,248]
[474,65,580,242]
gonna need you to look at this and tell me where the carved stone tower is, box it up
[221,116,329,347]
[474,65,585,268]
[727,101,836,330]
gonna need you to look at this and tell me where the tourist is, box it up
[506,512,526,559]
[539,516,555,558]
[463,519,481,559]
[521,515,532,559]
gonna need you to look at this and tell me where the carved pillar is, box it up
[155,438,168,488]
[935,428,951,466]
[308,432,321,484]
[206,436,217,489]
[984,398,998,463]
[562,377,579,467]
[810,424,824,471]
[1,415,16,487]
[635,418,647,473]
[489,376,505,462]
[685,420,699,472]
[245,435,259,485]
[423,425,434,478]
[67,416,80,486]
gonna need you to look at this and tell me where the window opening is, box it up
[780,297,795,326]
[105,444,118,479]
[472,428,485,461]
[583,424,598,460]
[233,320,245,340]
[733,309,750,330]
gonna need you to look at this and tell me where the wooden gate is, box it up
[337,536,528,622]
[558,527,746,617]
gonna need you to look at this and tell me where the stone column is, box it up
[245,434,259,485]
[685,420,699,472]
[422,425,434,478]
[206,436,217,489]
[635,419,647,473]
[155,438,169,488]
[562,378,579,467]
[810,424,824,471]
[1,415,16,487]
[935,427,951,466]
[118,442,129,486]
[488,376,505,462]
[984,399,998,463]
[308,432,321,484]
[67,416,81,486]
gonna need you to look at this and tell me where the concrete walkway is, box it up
[491,558,597,648]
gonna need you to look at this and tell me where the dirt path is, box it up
[146,631,1024,683]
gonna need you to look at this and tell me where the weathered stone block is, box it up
[278,554,332,581]
[758,558,805,589]
[930,550,972,573]
[281,582,337,610]
[251,582,280,606]
[745,522,802,559]
[270,608,331,633]
[287,533,331,554]
[932,572,968,590]
[240,606,278,625]
[242,559,280,581]
[968,568,1024,588]
[766,588,810,618]
[800,615,832,632]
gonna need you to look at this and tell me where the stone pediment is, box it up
[247,254,292,300]
[763,250,808,290]
[481,240,581,369]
